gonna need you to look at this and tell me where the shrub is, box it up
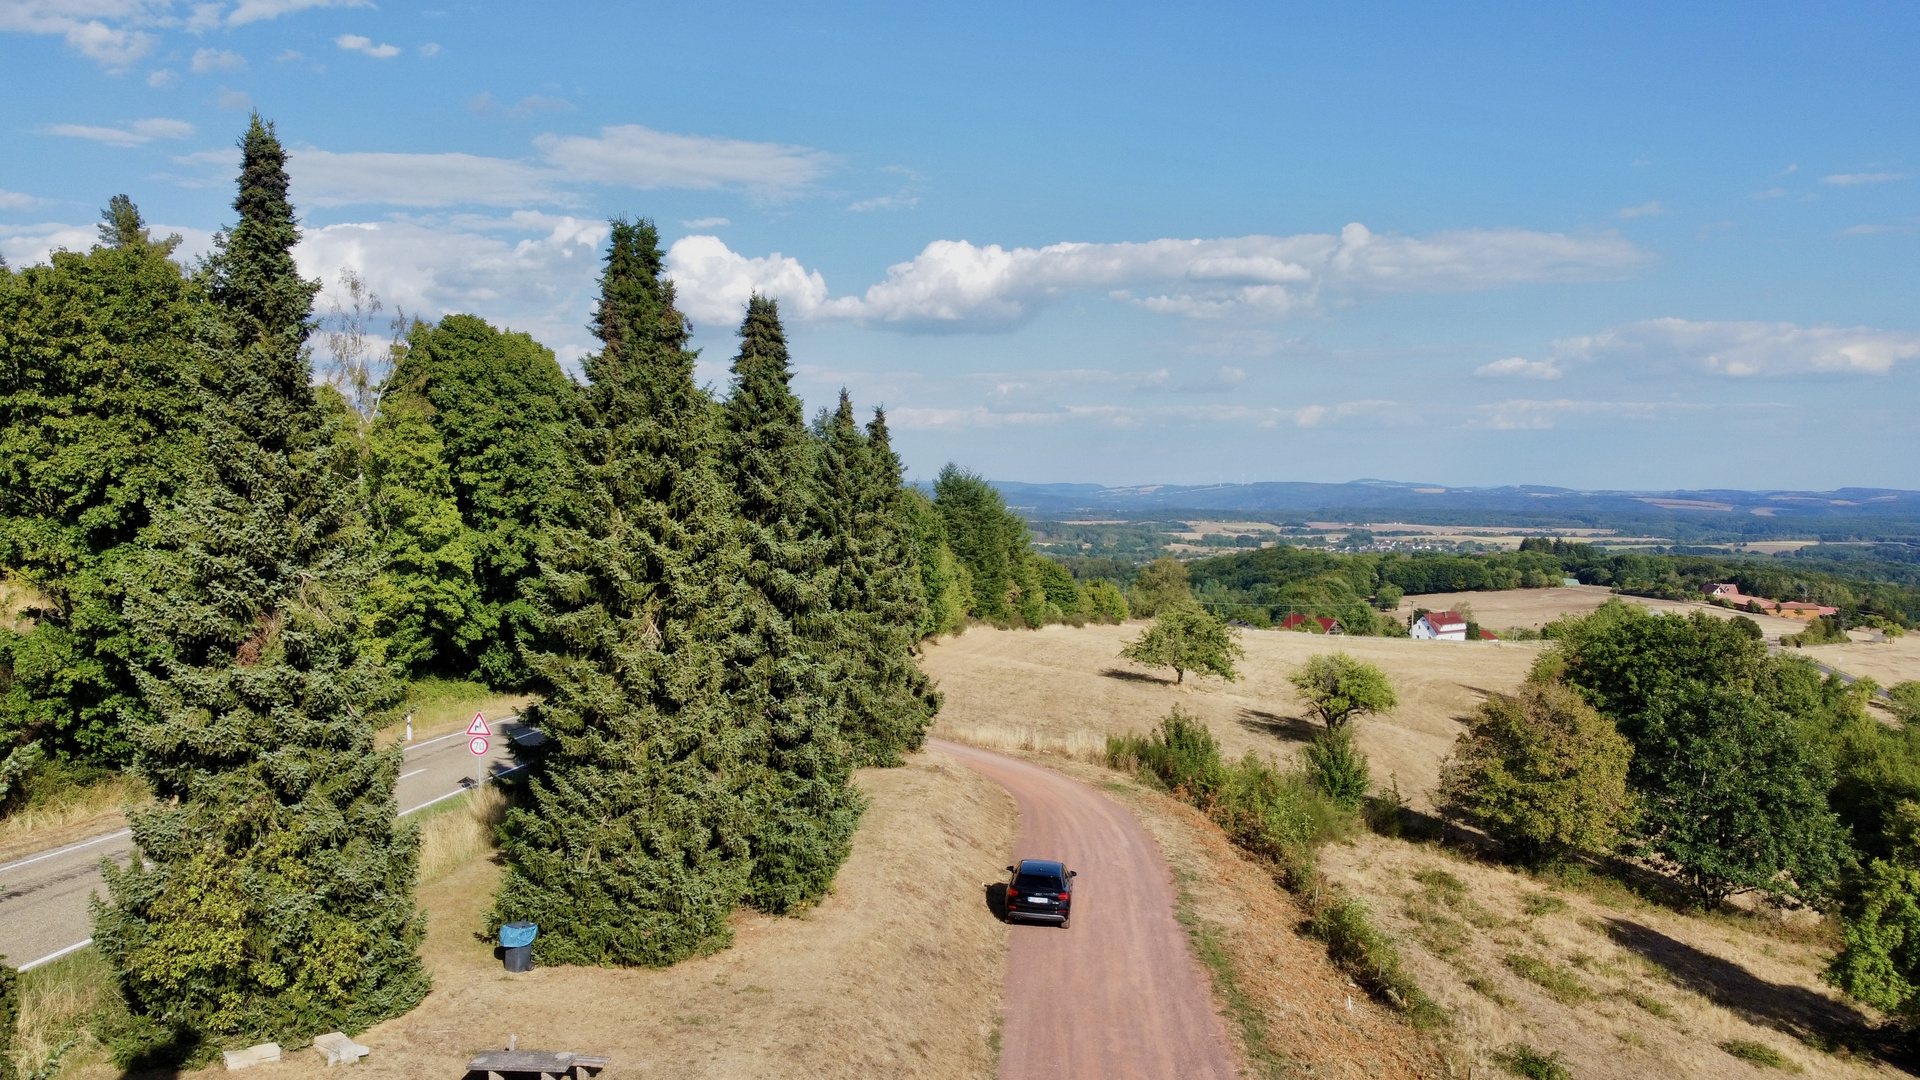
[1108,708,1227,799]
[1310,897,1443,1025]
[1492,1043,1573,1080]
[1719,1039,1798,1071]
[1438,682,1637,865]
[1303,726,1371,810]
[1287,653,1396,731]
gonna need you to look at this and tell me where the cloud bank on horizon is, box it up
[2,1,1915,490]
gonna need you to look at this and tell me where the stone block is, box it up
[313,1032,370,1066]
[223,1043,281,1070]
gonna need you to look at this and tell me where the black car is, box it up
[1004,858,1076,928]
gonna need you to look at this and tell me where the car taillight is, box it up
[1059,892,1069,901]
[1007,891,1019,901]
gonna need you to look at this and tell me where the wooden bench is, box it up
[465,1050,610,1080]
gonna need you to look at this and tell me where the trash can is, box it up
[501,921,537,972]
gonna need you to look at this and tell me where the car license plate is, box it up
[1032,898,1049,904]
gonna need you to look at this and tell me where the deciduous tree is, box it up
[1287,652,1397,731]
[1120,601,1244,684]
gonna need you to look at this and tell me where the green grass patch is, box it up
[1522,893,1570,917]
[1465,975,1515,1007]
[1404,901,1471,958]
[1311,897,1447,1029]
[1719,1040,1800,1071]
[1491,1043,1573,1080]
[1414,866,1503,928]
[1502,953,1592,1005]
[1611,988,1674,1019]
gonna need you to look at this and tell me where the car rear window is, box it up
[1014,873,1063,891]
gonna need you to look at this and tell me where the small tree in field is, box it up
[1288,652,1397,731]
[1438,682,1637,864]
[1119,601,1243,684]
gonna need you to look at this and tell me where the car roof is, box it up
[1017,859,1066,876]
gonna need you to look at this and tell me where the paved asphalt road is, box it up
[0,717,526,972]
[932,738,1238,1080]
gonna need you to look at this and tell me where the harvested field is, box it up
[244,750,1017,1080]
[922,622,1540,809]
[1391,584,1813,637]
[1799,634,1920,689]
[1321,836,1897,1079]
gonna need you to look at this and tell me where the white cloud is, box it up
[274,48,303,61]
[1475,356,1563,379]
[886,400,1401,432]
[535,124,835,197]
[1291,399,1406,427]
[45,117,195,145]
[0,189,37,209]
[146,67,176,86]
[667,223,1646,331]
[294,213,610,367]
[190,46,243,71]
[215,87,250,109]
[335,33,398,58]
[1555,318,1920,376]
[1464,398,1773,430]
[418,41,438,56]
[681,216,729,228]
[288,150,568,207]
[506,94,574,119]
[228,0,368,25]
[0,1,162,65]
[1617,200,1664,219]
[661,234,830,326]
[1822,172,1908,186]
[1843,223,1911,236]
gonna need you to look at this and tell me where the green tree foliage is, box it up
[1084,579,1130,623]
[0,958,15,1080]
[491,219,750,966]
[932,465,1027,623]
[899,489,969,638]
[1303,725,1371,810]
[1128,556,1190,617]
[1439,682,1637,863]
[94,116,427,1047]
[386,315,573,685]
[0,200,200,764]
[1827,802,1920,1020]
[359,386,481,674]
[1287,652,1397,731]
[719,298,861,911]
[1118,601,1243,684]
[812,395,940,765]
[1891,682,1920,726]
[1543,600,1769,737]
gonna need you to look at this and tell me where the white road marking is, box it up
[21,937,92,971]
[398,764,528,817]
[0,829,132,876]
[399,768,428,780]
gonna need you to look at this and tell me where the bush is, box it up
[1438,683,1637,864]
[1492,1043,1573,1080]
[1719,1039,1798,1070]
[1303,726,1371,810]
[1108,708,1226,799]
[1309,897,1442,1025]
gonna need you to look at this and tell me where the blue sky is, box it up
[3,1,1916,490]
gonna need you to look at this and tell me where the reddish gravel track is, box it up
[933,739,1239,1080]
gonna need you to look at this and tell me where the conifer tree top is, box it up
[209,114,318,351]
[586,218,698,417]
[98,195,148,249]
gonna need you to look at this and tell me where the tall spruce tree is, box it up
[815,394,939,766]
[94,117,427,1047]
[491,219,751,965]
[719,297,861,911]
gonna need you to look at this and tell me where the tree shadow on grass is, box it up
[1100,667,1172,686]
[1601,916,1912,1065]
[1235,708,1319,744]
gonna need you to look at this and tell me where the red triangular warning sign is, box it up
[466,712,490,736]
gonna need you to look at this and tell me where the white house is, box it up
[1411,610,1469,641]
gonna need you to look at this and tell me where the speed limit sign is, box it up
[466,712,490,756]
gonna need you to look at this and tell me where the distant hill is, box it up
[960,479,1920,541]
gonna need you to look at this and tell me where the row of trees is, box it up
[0,117,964,1050]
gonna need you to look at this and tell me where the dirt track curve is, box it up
[932,739,1238,1080]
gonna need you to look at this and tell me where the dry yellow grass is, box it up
[11,948,117,1080]
[1323,837,1895,1079]
[415,784,508,887]
[221,749,1018,1080]
[922,621,1541,810]
[1799,633,1920,689]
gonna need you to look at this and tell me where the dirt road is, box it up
[932,739,1238,1080]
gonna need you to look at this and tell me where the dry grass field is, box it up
[1799,634,1920,689]
[1391,584,1815,637]
[926,623,1904,1078]
[922,620,1541,810]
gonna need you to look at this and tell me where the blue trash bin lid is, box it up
[500,921,538,948]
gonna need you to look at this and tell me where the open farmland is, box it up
[1389,583,1817,637]
[1798,633,1920,689]
[923,621,1543,808]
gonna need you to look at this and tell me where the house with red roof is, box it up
[1280,614,1343,634]
[1411,611,1469,640]
[1704,583,1837,621]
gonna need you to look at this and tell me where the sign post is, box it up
[467,712,490,786]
